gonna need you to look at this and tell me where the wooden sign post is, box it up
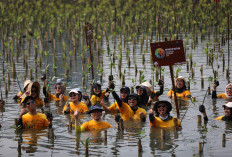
[150,38,186,118]
[85,22,94,80]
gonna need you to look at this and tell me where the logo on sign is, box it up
[155,48,165,58]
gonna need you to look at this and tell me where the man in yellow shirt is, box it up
[74,105,111,132]
[17,96,53,129]
[149,101,181,129]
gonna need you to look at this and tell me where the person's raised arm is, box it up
[212,81,218,98]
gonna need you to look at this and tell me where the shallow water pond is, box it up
[0,32,232,157]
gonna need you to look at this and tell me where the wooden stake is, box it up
[207,86,211,95]
[122,75,125,86]
[199,142,202,156]
[197,115,202,126]
[104,130,107,143]
[222,133,226,147]
[138,138,142,153]
[14,118,18,126]
[201,78,204,89]
[161,128,165,140]
[69,122,72,130]
[118,118,124,132]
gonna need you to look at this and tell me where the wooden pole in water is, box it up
[118,118,124,132]
[138,138,142,153]
[161,128,165,140]
[227,14,230,72]
[198,142,202,156]
[69,122,72,130]
[14,118,18,126]
[104,130,107,142]
[197,115,202,126]
[207,87,211,95]
[222,133,226,147]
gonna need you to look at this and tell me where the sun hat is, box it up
[22,96,35,104]
[20,81,41,99]
[88,105,104,114]
[23,80,33,91]
[223,102,232,108]
[153,101,172,113]
[69,88,82,95]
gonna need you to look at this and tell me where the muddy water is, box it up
[0,34,232,156]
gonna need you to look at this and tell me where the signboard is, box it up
[150,40,186,66]
[85,22,93,46]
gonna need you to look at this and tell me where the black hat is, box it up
[88,105,104,114]
[153,101,172,114]
[22,96,35,104]
[135,85,146,90]
[128,93,139,100]
[120,86,130,94]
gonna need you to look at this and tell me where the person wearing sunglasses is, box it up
[74,105,111,132]
[42,76,69,102]
[90,83,109,106]
[17,96,53,129]
[108,82,146,121]
[20,82,44,108]
[199,102,232,122]
[100,86,130,113]
[167,76,193,99]
[63,88,89,114]
[149,101,182,129]
[212,83,232,100]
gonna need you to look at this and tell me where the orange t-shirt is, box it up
[22,113,49,129]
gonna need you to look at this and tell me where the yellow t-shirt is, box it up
[76,120,112,132]
[48,93,69,101]
[21,98,44,108]
[63,102,89,113]
[167,89,191,98]
[90,90,107,105]
[116,102,147,121]
[150,116,181,128]
[217,93,227,99]
[22,113,49,129]
[215,116,224,120]
[108,102,120,113]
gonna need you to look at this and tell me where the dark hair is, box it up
[22,96,35,104]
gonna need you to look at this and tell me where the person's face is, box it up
[69,92,80,102]
[226,85,232,96]
[90,110,102,121]
[128,97,138,109]
[157,103,167,116]
[31,87,37,98]
[224,107,231,117]
[120,90,128,99]
[136,88,143,96]
[55,85,62,94]
[176,79,184,89]
[93,86,101,95]
[26,99,36,111]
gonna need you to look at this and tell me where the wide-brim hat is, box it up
[153,101,172,113]
[23,80,33,90]
[88,105,104,114]
[223,102,232,108]
[22,96,35,104]
[20,81,41,99]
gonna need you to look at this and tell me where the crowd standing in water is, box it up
[0,74,229,134]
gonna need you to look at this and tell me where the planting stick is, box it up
[169,65,180,118]
[228,14,230,71]
[104,130,107,143]
[199,142,202,156]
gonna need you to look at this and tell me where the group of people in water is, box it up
[1,74,232,133]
